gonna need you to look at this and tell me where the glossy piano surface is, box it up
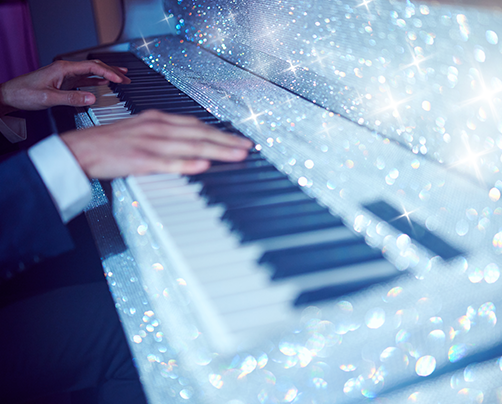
[75,0,502,403]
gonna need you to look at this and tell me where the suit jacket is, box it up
[0,151,74,281]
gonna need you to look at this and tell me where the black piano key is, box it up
[117,83,177,91]
[189,159,274,180]
[207,186,304,208]
[294,273,401,306]
[118,87,180,97]
[195,168,285,187]
[120,86,183,96]
[130,103,203,113]
[201,178,293,198]
[112,79,172,91]
[124,93,190,104]
[131,100,202,109]
[260,238,382,279]
[204,177,297,199]
[87,51,411,313]
[363,200,463,260]
[187,165,277,184]
[236,211,344,242]
[133,106,209,115]
[222,199,327,224]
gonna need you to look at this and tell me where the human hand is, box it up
[61,110,253,178]
[0,60,131,116]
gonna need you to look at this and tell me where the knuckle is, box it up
[145,121,165,135]
[189,139,207,155]
[182,159,209,174]
[40,91,50,106]
[67,92,81,105]
[140,109,160,119]
[52,60,67,72]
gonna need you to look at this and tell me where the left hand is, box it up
[0,59,131,115]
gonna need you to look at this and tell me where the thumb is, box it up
[48,89,96,107]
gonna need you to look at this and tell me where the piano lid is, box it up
[162,0,502,188]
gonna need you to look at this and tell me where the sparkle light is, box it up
[158,13,174,28]
[446,137,497,186]
[241,105,268,127]
[355,0,374,14]
[137,34,156,53]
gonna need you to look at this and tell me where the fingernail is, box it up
[84,94,93,104]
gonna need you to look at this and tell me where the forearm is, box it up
[0,151,75,280]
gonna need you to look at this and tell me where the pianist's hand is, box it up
[61,110,253,178]
[0,60,131,116]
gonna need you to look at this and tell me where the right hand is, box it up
[60,110,253,179]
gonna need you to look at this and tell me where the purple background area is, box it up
[0,1,39,83]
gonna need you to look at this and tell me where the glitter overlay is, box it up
[82,0,502,403]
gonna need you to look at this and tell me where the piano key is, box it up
[281,258,399,297]
[363,200,463,260]
[193,168,286,187]
[294,272,405,306]
[206,184,303,207]
[223,302,296,334]
[84,52,407,352]
[200,177,294,198]
[235,211,345,242]
[260,238,383,279]
[129,98,198,108]
[222,198,327,223]
[211,280,296,313]
[131,103,204,114]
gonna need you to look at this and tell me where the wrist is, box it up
[0,82,18,117]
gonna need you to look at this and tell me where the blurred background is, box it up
[0,0,173,82]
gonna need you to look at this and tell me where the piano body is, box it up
[65,0,502,402]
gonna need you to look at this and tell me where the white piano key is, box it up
[139,177,190,190]
[160,206,224,225]
[173,227,237,247]
[224,302,297,334]
[195,262,260,283]
[154,199,213,215]
[145,185,197,199]
[203,272,271,298]
[178,237,241,257]
[88,80,403,354]
[164,215,227,235]
[212,282,297,314]
[135,173,182,184]
[253,226,358,252]
[185,245,262,269]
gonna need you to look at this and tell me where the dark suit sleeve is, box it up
[0,151,74,281]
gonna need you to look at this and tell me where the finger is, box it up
[47,89,96,107]
[73,78,110,87]
[90,61,131,84]
[61,60,131,84]
[141,157,211,175]
[141,138,249,162]
[137,110,253,148]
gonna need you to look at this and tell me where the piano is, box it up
[63,0,502,402]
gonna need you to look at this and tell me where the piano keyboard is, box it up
[85,52,403,350]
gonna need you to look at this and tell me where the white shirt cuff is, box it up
[28,135,92,223]
[0,116,27,143]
